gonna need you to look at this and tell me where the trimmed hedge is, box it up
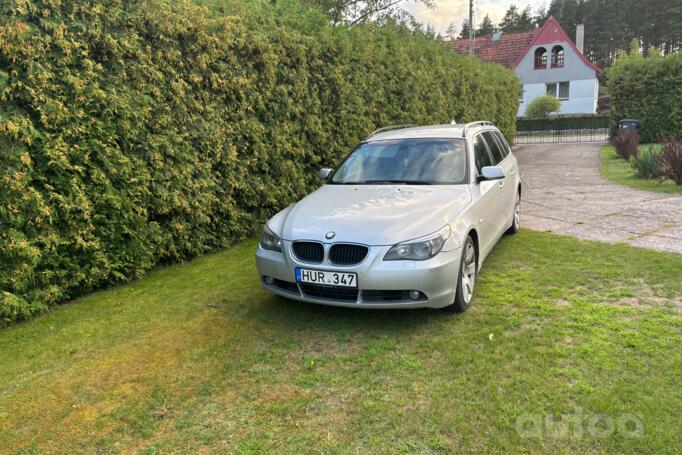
[0,0,519,322]
[517,114,609,132]
[607,52,682,143]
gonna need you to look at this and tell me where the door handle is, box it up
[499,181,505,188]
[510,169,516,175]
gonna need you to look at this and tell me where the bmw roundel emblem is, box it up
[325,231,336,240]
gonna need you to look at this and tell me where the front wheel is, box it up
[445,236,477,313]
[506,189,521,235]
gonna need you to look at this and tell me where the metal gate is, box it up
[514,115,609,144]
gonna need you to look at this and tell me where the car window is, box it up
[473,134,493,174]
[331,138,468,184]
[493,131,511,157]
[482,131,504,164]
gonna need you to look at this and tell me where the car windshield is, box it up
[331,138,468,184]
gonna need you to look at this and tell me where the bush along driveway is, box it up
[1,232,682,453]
[601,144,682,195]
[515,143,682,254]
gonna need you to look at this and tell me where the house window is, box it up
[546,83,557,96]
[519,84,525,102]
[558,81,570,99]
[551,46,565,68]
[534,47,547,69]
[546,81,570,100]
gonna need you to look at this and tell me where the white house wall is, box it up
[515,41,598,117]
[518,79,598,116]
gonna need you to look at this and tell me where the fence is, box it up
[515,115,610,144]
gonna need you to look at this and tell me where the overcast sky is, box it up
[405,0,546,35]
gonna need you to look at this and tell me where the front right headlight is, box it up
[260,225,283,252]
[384,225,451,261]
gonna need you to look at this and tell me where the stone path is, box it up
[514,142,682,255]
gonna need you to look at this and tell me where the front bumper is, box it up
[255,241,463,309]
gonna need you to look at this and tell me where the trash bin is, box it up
[618,119,640,132]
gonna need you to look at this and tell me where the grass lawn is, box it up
[1,231,681,453]
[600,144,682,194]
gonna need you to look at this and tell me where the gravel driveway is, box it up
[514,143,682,255]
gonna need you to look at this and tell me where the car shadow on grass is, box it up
[241,293,458,337]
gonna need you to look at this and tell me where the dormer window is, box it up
[551,46,565,68]
[534,47,547,69]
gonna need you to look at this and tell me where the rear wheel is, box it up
[445,236,477,313]
[506,189,521,235]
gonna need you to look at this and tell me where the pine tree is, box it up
[518,6,534,31]
[445,21,458,41]
[458,19,471,40]
[477,14,495,36]
[498,5,521,32]
[498,4,534,33]
[533,5,547,27]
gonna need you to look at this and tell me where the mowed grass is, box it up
[600,144,682,194]
[1,231,682,453]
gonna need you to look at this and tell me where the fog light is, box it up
[264,276,274,285]
[409,290,421,300]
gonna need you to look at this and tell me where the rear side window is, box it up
[482,131,504,164]
[494,131,511,157]
[473,134,493,173]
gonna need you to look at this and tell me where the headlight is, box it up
[260,225,283,252]
[384,225,451,261]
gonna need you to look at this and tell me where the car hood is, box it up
[280,184,471,246]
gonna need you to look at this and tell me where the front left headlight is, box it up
[384,225,451,261]
[260,225,283,252]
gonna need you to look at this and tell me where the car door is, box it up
[491,130,519,221]
[482,130,515,230]
[470,133,502,254]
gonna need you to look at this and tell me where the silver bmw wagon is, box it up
[255,121,521,312]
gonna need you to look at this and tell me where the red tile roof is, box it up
[515,16,602,73]
[447,30,538,69]
[447,17,602,73]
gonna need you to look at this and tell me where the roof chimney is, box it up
[492,31,503,41]
[576,24,585,54]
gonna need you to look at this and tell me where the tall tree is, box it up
[498,4,520,32]
[301,0,436,26]
[533,5,548,27]
[445,21,458,41]
[458,18,471,40]
[477,14,495,36]
[518,6,535,30]
[498,4,534,33]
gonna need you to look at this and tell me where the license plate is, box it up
[296,268,357,288]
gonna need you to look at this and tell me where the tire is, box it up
[445,236,477,313]
[506,189,521,235]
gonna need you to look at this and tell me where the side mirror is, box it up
[480,166,505,181]
[319,168,333,180]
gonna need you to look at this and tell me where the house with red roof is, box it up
[448,17,602,117]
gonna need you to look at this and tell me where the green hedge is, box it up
[0,0,519,323]
[607,52,682,143]
[517,114,609,132]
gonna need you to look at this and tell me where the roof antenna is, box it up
[450,119,457,125]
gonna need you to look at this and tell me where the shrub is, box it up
[630,146,661,179]
[607,52,682,143]
[517,114,608,132]
[524,95,561,119]
[657,136,682,185]
[0,0,519,322]
[611,130,640,160]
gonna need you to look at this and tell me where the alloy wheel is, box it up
[460,241,477,304]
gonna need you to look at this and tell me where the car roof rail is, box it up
[365,124,419,140]
[461,121,494,137]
